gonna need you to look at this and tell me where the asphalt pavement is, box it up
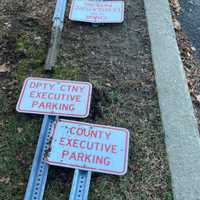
[178,0,200,59]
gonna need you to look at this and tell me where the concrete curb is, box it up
[144,0,200,199]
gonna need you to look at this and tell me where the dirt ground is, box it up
[0,0,187,199]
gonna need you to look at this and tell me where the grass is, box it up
[15,33,46,82]
[0,15,173,200]
[0,31,82,200]
[88,83,173,200]
[0,76,173,199]
[0,114,41,200]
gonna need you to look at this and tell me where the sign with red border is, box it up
[46,120,129,175]
[69,0,124,23]
[16,77,92,118]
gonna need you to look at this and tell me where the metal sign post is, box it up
[16,0,129,199]
[46,119,129,200]
[45,0,68,70]
[16,77,93,200]
[24,115,55,200]
[69,170,92,200]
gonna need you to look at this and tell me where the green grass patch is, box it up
[0,114,41,200]
[52,65,80,80]
[15,34,46,82]
[0,32,82,199]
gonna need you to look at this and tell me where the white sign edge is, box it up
[69,1,125,24]
[46,119,130,176]
[16,77,93,118]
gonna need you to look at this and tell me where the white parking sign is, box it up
[16,77,92,118]
[69,0,124,23]
[46,120,129,175]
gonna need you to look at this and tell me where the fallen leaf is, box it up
[18,182,25,186]
[171,0,181,14]
[191,46,196,52]
[0,177,10,184]
[173,18,181,31]
[196,95,200,102]
[17,127,23,133]
[187,52,191,57]
[105,83,112,87]
[0,64,10,73]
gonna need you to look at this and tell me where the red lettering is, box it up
[105,132,111,140]
[61,104,69,111]
[30,82,37,88]
[69,104,75,111]
[36,92,42,98]
[30,91,35,98]
[69,152,77,160]
[41,92,47,99]
[94,155,103,165]
[84,154,91,162]
[48,93,54,100]
[61,150,69,158]
[77,128,84,136]
[76,96,80,102]
[59,137,65,146]
[77,153,84,161]
[57,138,117,154]
[80,140,86,149]
[38,102,45,109]
[72,139,79,148]
[51,103,58,110]
[70,127,76,135]
[112,145,117,154]
[104,144,112,152]
[49,83,55,90]
[60,85,65,91]
[60,151,111,166]
[66,138,72,146]
[104,157,111,166]
[32,101,38,107]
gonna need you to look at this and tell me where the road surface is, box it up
[178,0,200,59]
